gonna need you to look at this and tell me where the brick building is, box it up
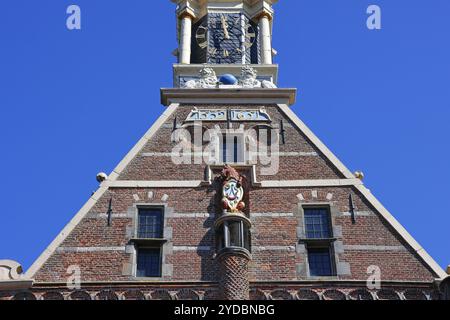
[1,0,449,300]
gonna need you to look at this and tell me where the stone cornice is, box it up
[171,0,278,20]
[172,0,199,19]
[161,87,297,106]
[0,280,34,291]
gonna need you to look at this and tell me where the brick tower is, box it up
[216,165,252,300]
[1,0,449,300]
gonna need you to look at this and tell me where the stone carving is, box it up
[270,289,294,300]
[151,289,173,300]
[69,290,92,300]
[0,260,23,280]
[123,290,146,300]
[42,292,65,300]
[96,290,119,300]
[221,165,245,213]
[230,108,271,121]
[403,289,428,300]
[239,66,277,88]
[183,67,218,89]
[249,289,268,300]
[186,107,227,121]
[348,289,374,300]
[12,291,36,300]
[376,289,401,300]
[176,289,201,300]
[185,107,271,122]
[0,287,442,300]
[240,66,261,88]
[297,289,320,300]
[322,289,347,300]
[182,66,276,89]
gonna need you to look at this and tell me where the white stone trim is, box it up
[277,103,447,279]
[102,179,362,189]
[260,179,362,188]
[275,152,318,157]
[170,213,215,218]
[343,245,407,252]
[56,247,125,253]
[25,104,181,278]
[140,151,318,157]
[251,213,294,218]
[86,213,132,219]
[339,211,374,217]
[173,246,211,252]
[355,184,448,279]
[105,180,203,188]
[253,246,296,252]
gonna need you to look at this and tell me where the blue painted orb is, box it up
[219,74,238,85]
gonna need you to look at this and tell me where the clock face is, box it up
[195,14,257,64]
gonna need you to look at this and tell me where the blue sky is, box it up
[0,0,449,272]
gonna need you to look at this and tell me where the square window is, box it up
[138,208,164,239]
[304,208,332,239]
[308,247,334,277]
[136,248,161,277]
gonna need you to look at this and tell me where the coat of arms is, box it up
[220,165,246,213]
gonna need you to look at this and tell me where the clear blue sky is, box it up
[0,0,449,272]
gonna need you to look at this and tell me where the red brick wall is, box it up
[33,104,437,284]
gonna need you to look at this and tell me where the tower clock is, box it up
[192,13,259,64]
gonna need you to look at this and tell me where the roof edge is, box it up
[25,104,181,278]
[276,103,447,279]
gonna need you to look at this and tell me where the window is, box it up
[308,248,333,277]
[304,208,332,239]
[217,220,251,252]
[221,135,244,163]
[255,126,275,147]
[228,221,242,247]
[136,248,161,277]
[138,208,163,239]
[302,207,336,277]
[134,207,165,278]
